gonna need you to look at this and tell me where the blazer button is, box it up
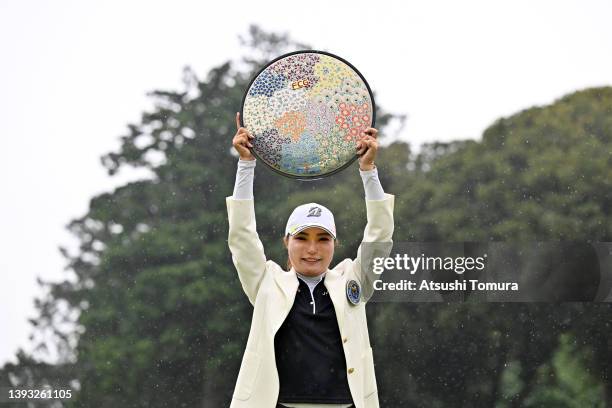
[343,337,348,343]
[348,368,355,374]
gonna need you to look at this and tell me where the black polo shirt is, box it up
[274,275,353,404]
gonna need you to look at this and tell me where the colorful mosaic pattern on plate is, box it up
[242,52,374,178]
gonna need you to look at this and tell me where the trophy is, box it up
[241,50,376,180]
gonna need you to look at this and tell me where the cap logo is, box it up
[307,207,322,217]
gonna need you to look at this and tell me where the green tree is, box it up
[370,87,612,407]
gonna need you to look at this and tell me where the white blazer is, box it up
[226,193,394,408]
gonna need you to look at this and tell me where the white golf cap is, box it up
[285,203,336,239]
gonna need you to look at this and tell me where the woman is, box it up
[227,112,394,408]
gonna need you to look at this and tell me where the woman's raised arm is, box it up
[227,113,267,306]
[351,128,395,301]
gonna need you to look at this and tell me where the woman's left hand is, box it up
[356,127,378,171]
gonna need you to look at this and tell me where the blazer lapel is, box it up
[271,269,299,335]
[324,269,346,334]
[274,269,299,303]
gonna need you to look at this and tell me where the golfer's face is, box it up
[287,227,334,276]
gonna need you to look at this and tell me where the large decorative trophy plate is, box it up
[240,50,375,180]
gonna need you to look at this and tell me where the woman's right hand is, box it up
[233,112,255,161]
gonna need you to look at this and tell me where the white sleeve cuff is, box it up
[359,166,386,200]
[232,159,256,199]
